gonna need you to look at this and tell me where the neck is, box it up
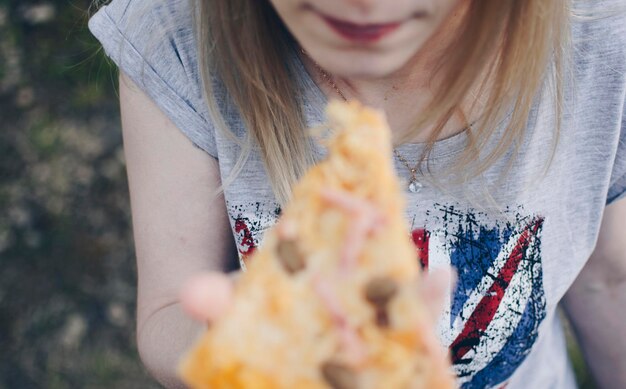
[334,2,470,107]
[302,1,487,144]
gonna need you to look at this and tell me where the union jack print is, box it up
[228,200,547,388]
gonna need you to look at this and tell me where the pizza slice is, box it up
[178,100,456,389]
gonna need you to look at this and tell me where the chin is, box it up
[306,46,418,80]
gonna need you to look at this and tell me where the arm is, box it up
[118,72,238,388]
[562,196,626,388]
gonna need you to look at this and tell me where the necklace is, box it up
[392,150,423,193]
[302,50,425,193]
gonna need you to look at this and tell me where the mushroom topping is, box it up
[374,310,390,327]
[364,276,398,306]
[364,276,398,327]
[275,239,305,274]
[321,361,359,389]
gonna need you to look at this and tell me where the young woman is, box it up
[89,0,626,388]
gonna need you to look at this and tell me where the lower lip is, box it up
[320,15,402,43]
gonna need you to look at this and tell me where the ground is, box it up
[0,1,158,387]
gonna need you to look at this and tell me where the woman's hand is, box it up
[179,267,454,335]
[419,267,456,325]
[179,187,455,337]
[179,272,236,324]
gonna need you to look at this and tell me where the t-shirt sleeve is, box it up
[606,99,626,205]
[88,0,218,158]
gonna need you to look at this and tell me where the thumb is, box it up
[419,267,456,321]
[179,271,234,324]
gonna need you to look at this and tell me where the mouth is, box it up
[319,13,403,43]
[305,5,429,44]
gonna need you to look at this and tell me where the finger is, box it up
[419,268,456,321]
[179,272,233,323]
[277,217,298,239]
[415,317,447,361]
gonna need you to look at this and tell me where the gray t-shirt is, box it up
[89,1,626,388]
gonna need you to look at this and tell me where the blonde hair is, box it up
[89,1,582,206]
[193,0,572,206]
[91,0,574,206]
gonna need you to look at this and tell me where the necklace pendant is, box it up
[408,179,423,193]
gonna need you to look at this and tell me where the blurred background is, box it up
[0,1,595,388]
[0,0,158,387]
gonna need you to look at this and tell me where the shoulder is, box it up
[89,0,225,156]
[89,0,199,97]
[568,1,626,110]
[89,0,194,45]
[566,2,626,206]
[570,0,626,66]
